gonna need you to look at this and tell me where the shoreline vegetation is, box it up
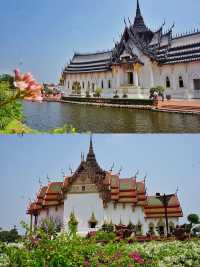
[0,71,77,134]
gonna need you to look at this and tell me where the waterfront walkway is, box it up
[157,100,200,114]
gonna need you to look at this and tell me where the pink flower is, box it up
[14,81,29,90]
[130,252,144,265]
[13,69,43,102]
[83,260,90,267]
[23,73,33,83]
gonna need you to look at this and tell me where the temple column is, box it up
[133,70,139,87]
[34,215,38,232]
[116,68,121,91]
[149,65,154,88]
[30,214,33,233]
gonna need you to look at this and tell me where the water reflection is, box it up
[23,101,200,133]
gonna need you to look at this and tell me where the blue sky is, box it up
[0,134,200,231]
[0,0,200,83]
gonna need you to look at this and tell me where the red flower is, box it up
[130,252,144,265]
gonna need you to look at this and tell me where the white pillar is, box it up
[134,71,139,87]
[149,66,154,88]
[116,70,121,90]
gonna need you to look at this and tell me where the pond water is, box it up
[23,101,200,133]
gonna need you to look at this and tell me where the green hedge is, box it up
[62,97,154,106]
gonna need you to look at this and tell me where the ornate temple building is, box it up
[61,0,200,99]
[27,138,183,236]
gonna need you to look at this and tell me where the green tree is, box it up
[0,81,22,130]
[0,226,20,243]
[150,86,165,97]
[0,74,14,87]
[187,214,199,232]
[68,212,78,237]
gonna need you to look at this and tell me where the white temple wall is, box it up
[146,217,179,235]
[38,205,64,226]
[64,60,200,99]
[139,56,154,90]
[104,203,148,233]
[64,71,114,97]
[153,62,200,99]
[38,209,48,225]
[63,193,105,233]
[63,192,153,235]
[37,200,180,236]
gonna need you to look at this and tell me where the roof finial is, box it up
[133,0,148,33]
[136,0,142,17]
[86,134,96,162]
[89,134,94,153]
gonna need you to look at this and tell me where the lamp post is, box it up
[156,193,174,237]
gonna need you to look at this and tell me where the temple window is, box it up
[82,186,86,192]
[92,83,95,92]
[82,82,85,89]
[179,76,184,88]
[101,80,104,89]
[148,223,155,236]
[194,79,200,90]
[68,81,70,89]
[156,219,165,236]
[158,226,165,236]
[136,223,143,235]
[88,82,90,90]
[108,80,112,89]
[55,206,58,212]
[128,72,134,85]
[88,213,98,229]
[169,222,175,234]
[166,77,171,88]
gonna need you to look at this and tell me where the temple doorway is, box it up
[194,79,200,90]
[158,226,165,236]
[89,222,97,229]
[72,82,81,95]
[88,213,97,229]
[128,72,134,85]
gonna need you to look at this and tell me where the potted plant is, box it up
[123,88,128,98]
[93,87,102,98]
[113,90,119,99]
[86,90,91,98]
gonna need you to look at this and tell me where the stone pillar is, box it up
[34,215,38,232]
[30,214,33,233]
[116,69,121,91]
[133,71,139,87]
[149,66,154,88]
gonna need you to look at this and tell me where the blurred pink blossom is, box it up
[13,69,43,102]
[130,251,144,265]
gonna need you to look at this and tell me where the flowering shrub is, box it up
[0,233,200,267]
[0,70,43,109]
[0,71,77,133]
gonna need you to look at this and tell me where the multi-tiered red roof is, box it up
[27,139,183,220]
